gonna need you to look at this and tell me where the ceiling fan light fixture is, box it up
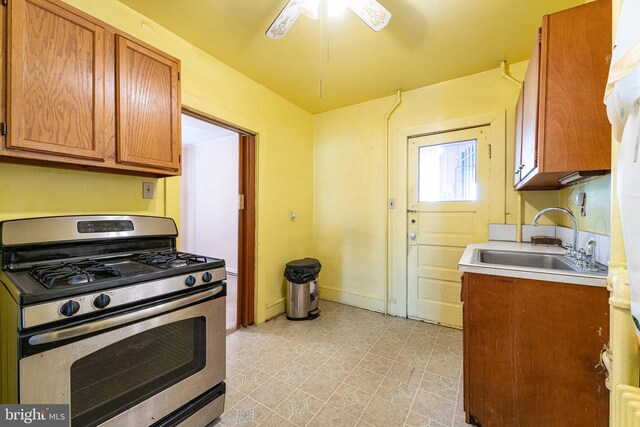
[266,0,391,39]
[327,0,348,17]
[300,0,320,20]
[348,0,391,31]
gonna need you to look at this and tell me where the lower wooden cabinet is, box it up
[462,273,609,427]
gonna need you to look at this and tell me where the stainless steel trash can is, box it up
[284,258,321,320]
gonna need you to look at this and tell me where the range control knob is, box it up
[59,300,80,317]
[185,275,196,287]
[93,294,111,309]
[202,272,213,283]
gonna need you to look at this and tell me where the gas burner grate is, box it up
[29,260,122,289]
[132,251,208,269]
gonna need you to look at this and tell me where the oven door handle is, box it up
[28,286,222,346]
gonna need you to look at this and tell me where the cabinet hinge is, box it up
[488,144,492,159]
[239,194,245,210]
[177,72,180,81]
[1,0,7,7]
[0,123,7,136]
[178,154,181,163]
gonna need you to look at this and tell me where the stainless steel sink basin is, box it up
[474,250,607,274]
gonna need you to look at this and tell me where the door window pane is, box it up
[418,139,477,202]
[70,317,206,427]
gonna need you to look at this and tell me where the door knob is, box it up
[409,232,417,240]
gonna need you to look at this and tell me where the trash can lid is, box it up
[285,258,321,269]
[284,258,322,284]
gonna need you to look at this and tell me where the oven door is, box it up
[19,286,225,427]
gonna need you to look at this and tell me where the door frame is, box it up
[407,126,491,327]
[388,110,506,319]
[181,106,257,327]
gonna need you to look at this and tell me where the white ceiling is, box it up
[182,114,238,147]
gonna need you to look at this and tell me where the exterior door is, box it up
[407,126,491,327]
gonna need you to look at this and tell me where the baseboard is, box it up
[318,286,387,313]
[386,299,406,317]
[266,289,405,320]
[265,298,285,320]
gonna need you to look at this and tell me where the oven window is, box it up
[70,317,206,427]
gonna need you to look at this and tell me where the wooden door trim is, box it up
[181,107,256,327]
[238,134,256,327]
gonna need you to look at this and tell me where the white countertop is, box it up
[458,241,608,287]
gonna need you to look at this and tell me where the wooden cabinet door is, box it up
[520,29,541,182]
[116,35,181,171]
[464,273,609,426]
[514,86,524,186]
[7,0,106,160]
[463,274,516,426]
[538,0,611,173]
[513,278,609,427]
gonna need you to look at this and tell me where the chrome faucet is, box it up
[532,207,579,258]
[585,239,597,271]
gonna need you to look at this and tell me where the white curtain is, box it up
[604,0,640,337]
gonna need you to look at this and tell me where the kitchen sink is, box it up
[474,250,607,274]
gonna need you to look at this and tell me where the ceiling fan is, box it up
[266,0,392,40]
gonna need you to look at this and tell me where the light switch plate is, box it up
[388,198,396,209]
[143,182,156,199]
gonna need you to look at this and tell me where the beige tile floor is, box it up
[213,300,471,427]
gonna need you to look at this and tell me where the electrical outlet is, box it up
[143,182,156,199]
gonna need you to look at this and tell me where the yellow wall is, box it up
[557,175,612,235]
[0,0,315,323]
[0,166,166,220]
[313,62,561,311]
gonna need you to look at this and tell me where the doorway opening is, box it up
[180,108,256,332]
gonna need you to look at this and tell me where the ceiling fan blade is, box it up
[348,0,391,32]
[266,0,302,40]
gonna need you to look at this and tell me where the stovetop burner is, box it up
[132,251,208,269]
[29,260,123,289]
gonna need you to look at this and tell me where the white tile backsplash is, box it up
[521,225,556,243]
[489,224,517,242]
[487,224,611,265]
[555,226,574,247]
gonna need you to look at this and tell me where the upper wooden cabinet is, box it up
[514,0,611,190]
[7,0,106,161]
[116,36,181,171]
[0,0,182,177]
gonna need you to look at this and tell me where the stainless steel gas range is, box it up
[0,215,226,427]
